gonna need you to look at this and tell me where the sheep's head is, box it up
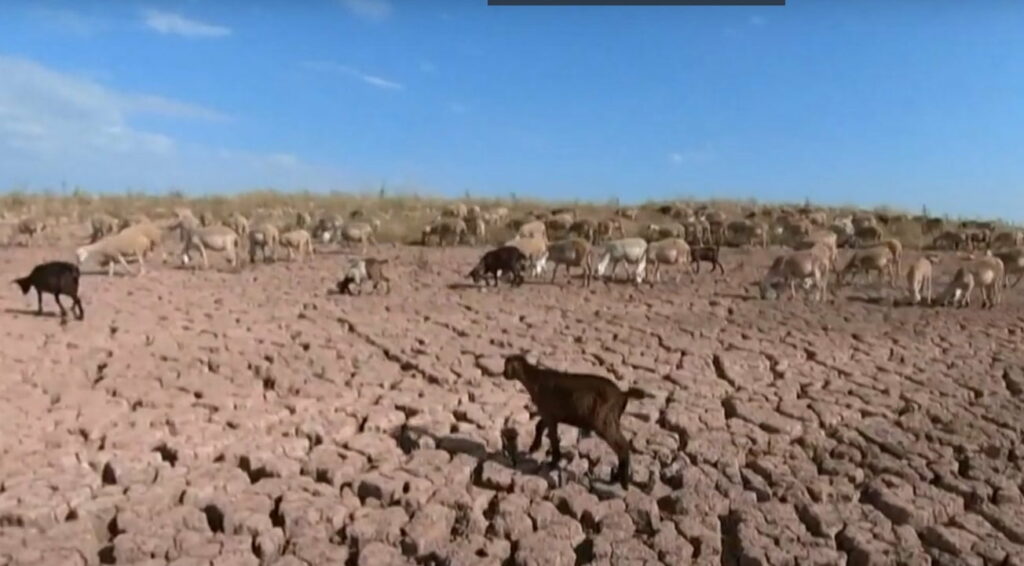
[468,263,484,283]
[74,247,89,265]
[503,354,530,381]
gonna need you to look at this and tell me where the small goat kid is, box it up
[14,261,85,321]
[502,354,645,488]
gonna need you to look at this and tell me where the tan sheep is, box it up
[89,213,120,243]
[838,246,893,286]
[964,253,1005,308]
[758,249,830,302]
[993,247,1024,288]
[517,220,547,241]
[905,255,934,305]
[644,237,692,284]
[279,229,315,261]
[503,236,549,278]
[940,267,975,308]
[249,223,280,263]
[545,237,593,286]
[76,230,153,277]
[423,217,467,247]
[337,221,377,253]
[226,212,249,239]
[181,225,240,269]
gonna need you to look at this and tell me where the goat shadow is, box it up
[845,295,942,309]
[713,292,758,302]
[4,308,59,318]
[399,425,596,489]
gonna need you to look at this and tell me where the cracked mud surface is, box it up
[2,244,1024,565]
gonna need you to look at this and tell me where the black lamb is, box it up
[13,261,85,320]
[468,245,528,287]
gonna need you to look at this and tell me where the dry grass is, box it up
[0,188,1014,249]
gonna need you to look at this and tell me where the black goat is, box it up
[690,244,725,274]
[502,353,646,488]
[468,246,527,287]
[13,261,85,320]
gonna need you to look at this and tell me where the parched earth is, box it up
[2,242,1024,566]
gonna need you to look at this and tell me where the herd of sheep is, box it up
[8,199,1023,488]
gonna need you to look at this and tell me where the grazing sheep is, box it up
[89,213,119,243]
[337,258,391,295]
[76,230,153,277]
[442,202,468,219]
[249,223,280,263]
[722,219,764,248]
[118,221,164,254]
[466,216,487,245]
[644,237,693,283]
[544,212,575,236]
[838,246,894,286]
[226,212,249,239]
[295,211,312,230]
[965,253,1005,308]
[759,249,830,302]
[992,230,1024,250]
[503,236,549,278]
[17,217,46,242]
[502,353,645,488]
[312,214,344,244]
[13,261,84,320]
[181,225,240,269]
[279,229,315,261]
[468,245,528,287]
[595,218,626,243]
[615,207,639,221]
[993,247,1024,288]
[690,245,725,274]
[336,221,377,253]
[867,238,904,281]
[423,218,467,247]
[595,237,648,285]
[940,267,975,308]
[794,231,839,271]
[645,223,685,242]
[545,237,594,287]
[905,256,934,305]
[568,219,596,243]
[517,220,547,241]
[932,230,967,251]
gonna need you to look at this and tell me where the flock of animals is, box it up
[7,198,1024,488]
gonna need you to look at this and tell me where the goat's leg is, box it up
[546,423,562,486]
[528,420,546,453]
[35,288,43,314]
[73,296,84,320]
[598,426,632,489]
[53,294,67,319]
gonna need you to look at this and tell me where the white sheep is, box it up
[89,213,120,243]
[595,237,648,285]
[516,220,547,241]
[76,230,153,277]
[964,252,1005,308]
[838,246,894,286]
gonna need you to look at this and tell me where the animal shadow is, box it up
[4,308,58,318]
[398,425,569,487]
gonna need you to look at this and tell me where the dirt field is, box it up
[2,241,1024,566]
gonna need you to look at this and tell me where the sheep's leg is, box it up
[199,244,210,270]
[550,264,560,284]
[1012,273,1024,289]
[135,252,146,276]
[714,259,725,274]
[118,254,132,277]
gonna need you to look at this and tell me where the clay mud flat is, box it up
[2,244,1024,566]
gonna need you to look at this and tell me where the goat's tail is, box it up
[625,387,647,400]
[12,276,31,295]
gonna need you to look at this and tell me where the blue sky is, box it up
[1,1,1022,220]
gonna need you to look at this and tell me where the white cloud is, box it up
[341,0,392,21]
[0,55,343,192]
[302,61,404,91]
[143,9,231,38]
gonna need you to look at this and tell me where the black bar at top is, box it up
[489,0,784,5]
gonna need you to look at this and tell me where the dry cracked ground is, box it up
[2,242,1024,566]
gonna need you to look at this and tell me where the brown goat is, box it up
[502,354,645,488]
[690,244,725,274]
